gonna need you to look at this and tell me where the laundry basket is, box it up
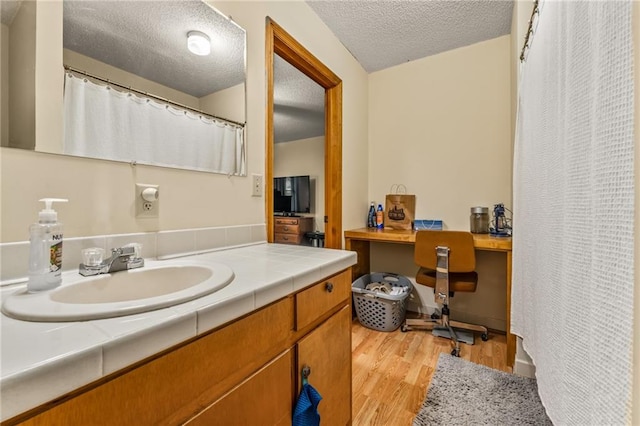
[351,272,412,332]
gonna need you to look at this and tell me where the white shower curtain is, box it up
[63,74,245,175]
[512,1,634,424]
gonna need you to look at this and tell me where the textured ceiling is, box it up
[63,1,245,98]
[0,1,21,25]
[274,55,325,143]
[307,0,514,73]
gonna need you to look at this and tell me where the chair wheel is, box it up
[451,348,460,357]
[481,333,488,341]
[401,325,409,332]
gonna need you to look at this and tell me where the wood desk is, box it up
[344,227,515,368]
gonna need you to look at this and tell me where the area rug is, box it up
[414,354,552,425]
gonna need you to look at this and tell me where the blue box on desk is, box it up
[413,220,443,230]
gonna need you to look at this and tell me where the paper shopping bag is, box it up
[384,185,416,230]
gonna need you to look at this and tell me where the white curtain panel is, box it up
[63,74,245,176]
[512,1,634,424]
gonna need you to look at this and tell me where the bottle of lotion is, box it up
[28,198,68,292]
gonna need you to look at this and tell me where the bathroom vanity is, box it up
[1,243,356,425]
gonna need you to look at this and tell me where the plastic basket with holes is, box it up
[351,272,412,332]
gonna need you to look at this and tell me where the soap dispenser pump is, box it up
[28,198,68,292]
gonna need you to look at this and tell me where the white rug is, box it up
[414,354,552,425]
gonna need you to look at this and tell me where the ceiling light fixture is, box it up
[187,31,211,56]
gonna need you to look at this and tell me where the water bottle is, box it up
[367,202,376,228]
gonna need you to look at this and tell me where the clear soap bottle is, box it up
[28,198,68,292]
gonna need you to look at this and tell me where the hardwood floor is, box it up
[351,318,510,425]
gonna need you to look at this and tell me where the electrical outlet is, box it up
[135,184,159,218]
[252,174,263,197]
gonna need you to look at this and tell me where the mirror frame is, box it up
[265,19,342,249]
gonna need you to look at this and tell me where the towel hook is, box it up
[301,365,311,386]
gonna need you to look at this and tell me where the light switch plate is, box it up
[252,174,263,197]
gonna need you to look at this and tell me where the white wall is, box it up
[200,82,245,124]
[34,1,63,154]
[631,2,639,422]
[367,35,512,331]
[369,35,512,228]
[0,0,369,245]
[63,50,200,108]
[1,23,8,147]
[7,0,35,150]
[273,136,324,232]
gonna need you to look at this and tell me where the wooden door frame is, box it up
[265,18,343,249]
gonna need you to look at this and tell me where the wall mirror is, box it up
[1,0,247,176]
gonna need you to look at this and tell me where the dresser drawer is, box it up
[274,233,305,245]
[274,217,301,226]
[275,223,301,234]
[296,270,351,330]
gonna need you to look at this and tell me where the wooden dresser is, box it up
[274,216,313,245]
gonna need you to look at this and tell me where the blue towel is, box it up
[293,383,322,426]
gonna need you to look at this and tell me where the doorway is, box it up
[265,19,343,248]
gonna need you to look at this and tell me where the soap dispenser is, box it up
[28,198,68,292]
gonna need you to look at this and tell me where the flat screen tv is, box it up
[273,175,311,215]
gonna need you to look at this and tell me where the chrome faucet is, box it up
[79,246,144,276]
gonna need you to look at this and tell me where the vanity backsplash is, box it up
[0,224,266,286]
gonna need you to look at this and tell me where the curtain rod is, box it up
[520,0,540,63]
[63,65,245,128]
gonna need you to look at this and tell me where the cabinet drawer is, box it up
[274,233,304,245]
[275,223,301,234]
[275,218,300,226]
[296,270,351,330]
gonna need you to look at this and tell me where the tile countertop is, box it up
[0,243,357,422]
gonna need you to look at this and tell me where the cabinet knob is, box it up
[283,226,289,231]
[325,282,334,293]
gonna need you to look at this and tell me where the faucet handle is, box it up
[82,247,105,267]
[122,243,143,259]
[117,246,136,256]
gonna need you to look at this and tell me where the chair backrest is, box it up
[414,230,476,272]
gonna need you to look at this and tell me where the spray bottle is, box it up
[28,198,68,292]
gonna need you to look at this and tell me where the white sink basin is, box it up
[2,260,234,322]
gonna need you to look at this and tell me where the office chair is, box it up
[402,230,488,356]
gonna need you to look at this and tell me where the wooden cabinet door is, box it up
[297,305,352,426]
[186,350,293,426]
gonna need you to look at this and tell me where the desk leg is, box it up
[506,250,516,368]
[344,238,370,282]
